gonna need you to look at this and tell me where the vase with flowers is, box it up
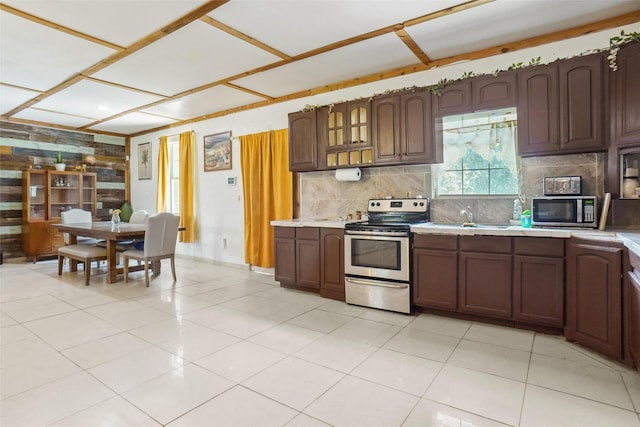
[54,152,65,171]
[110,209,121,225]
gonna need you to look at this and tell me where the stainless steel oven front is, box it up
[344,229,411,313]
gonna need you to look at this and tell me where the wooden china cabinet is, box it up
[22,170,97,262]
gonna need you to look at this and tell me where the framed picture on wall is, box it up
[138,142,152,180]
[204,131,232,172]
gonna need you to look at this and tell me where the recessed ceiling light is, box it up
[95,105,109,111]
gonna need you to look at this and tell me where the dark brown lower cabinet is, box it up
[628,271,640,370]
[320,228,345,301]
[295,227,320,290]
[458,236,512,319]
[413,234,458,310]
[274,226,320,291]
[513,237,564,327]
[566,239,623,359]
[274,227,296,284]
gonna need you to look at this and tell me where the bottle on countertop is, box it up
[513,198,522,220]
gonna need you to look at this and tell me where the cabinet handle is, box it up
[345,277,408,289]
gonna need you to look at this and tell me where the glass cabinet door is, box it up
[25,170,47,220]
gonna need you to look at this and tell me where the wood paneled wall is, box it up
[0,121,127,259]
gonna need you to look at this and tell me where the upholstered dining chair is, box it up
[122,212,180,286]
[60,208,100,245]
[58,244,107,286]
[99,209,149,250]
[59,208,105,280]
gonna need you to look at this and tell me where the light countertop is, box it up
[271,219,640,257]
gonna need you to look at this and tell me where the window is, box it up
[168,137,180,214]
[433,108,519,196]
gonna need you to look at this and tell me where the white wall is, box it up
[130,23,639,266]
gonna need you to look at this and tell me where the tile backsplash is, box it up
[298,152,636,228]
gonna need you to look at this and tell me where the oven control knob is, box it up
[413,202,418,206]
[419,202,425,206]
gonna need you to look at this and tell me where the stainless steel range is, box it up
[344,197,430,314]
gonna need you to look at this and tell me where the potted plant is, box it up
[54,152,65,171]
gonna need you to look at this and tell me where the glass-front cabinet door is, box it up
[24,170,47,221]
[323,101,372,168]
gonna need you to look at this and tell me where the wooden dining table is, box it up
[52,221,151,283]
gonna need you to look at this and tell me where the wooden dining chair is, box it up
[122,212,180,286]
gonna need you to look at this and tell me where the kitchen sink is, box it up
[422,223,511,230]
[465,224,510,229]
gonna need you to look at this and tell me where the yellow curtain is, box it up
[155,136,169,213]
[179,131,195,243]
[240,129,292,267]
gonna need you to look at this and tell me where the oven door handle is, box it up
[345,230,408,237]
[345,277,408,289]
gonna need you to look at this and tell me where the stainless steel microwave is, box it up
[531,196,598,228]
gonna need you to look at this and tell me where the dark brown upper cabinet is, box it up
[434,72,516,117]
[372,90,439,166]
[288,110,318,172]
[611,42,640,147]
[432,80,472,116]
[559,54,605,152]
[518,52,606,156]
[472,72,517,110]
[518,64,560,155]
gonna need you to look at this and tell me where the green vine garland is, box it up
[299,31,639,113]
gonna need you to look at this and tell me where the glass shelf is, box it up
[620,149,640,199]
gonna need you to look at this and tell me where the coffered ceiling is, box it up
[1,0,639,137]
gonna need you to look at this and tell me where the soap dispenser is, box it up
[512,199,522,220]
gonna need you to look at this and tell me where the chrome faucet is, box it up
[460,206,474,224]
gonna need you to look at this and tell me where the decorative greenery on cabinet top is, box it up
[299,32,639,113]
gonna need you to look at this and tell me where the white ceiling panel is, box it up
[93,20,281,96]
[406,0,640,59]
[0,85,41,115]
[33,80,165,120]
[231,33,417,98]
[0,11,116,91]
[88,112,178,135]
[13,108,97,128]
[1,0,209,47]
[142,85,265,120]
[210,0,462,56]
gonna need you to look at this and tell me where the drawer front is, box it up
[296,227,319,240]
[414,234,457,250]
[459,236,511,253]
[274,226,296,239]
[513,237,564,257]
[51,231,65,250]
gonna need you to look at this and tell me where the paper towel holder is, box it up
[335,167,362,182]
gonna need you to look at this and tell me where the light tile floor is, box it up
[1,258,640,427]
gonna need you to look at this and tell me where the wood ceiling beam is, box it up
[395,29,431,64]
[0,4,125,51]
[200,16,292,60]
[223,83,274,100]
[2,116,127,137]
[404,0,495,27]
